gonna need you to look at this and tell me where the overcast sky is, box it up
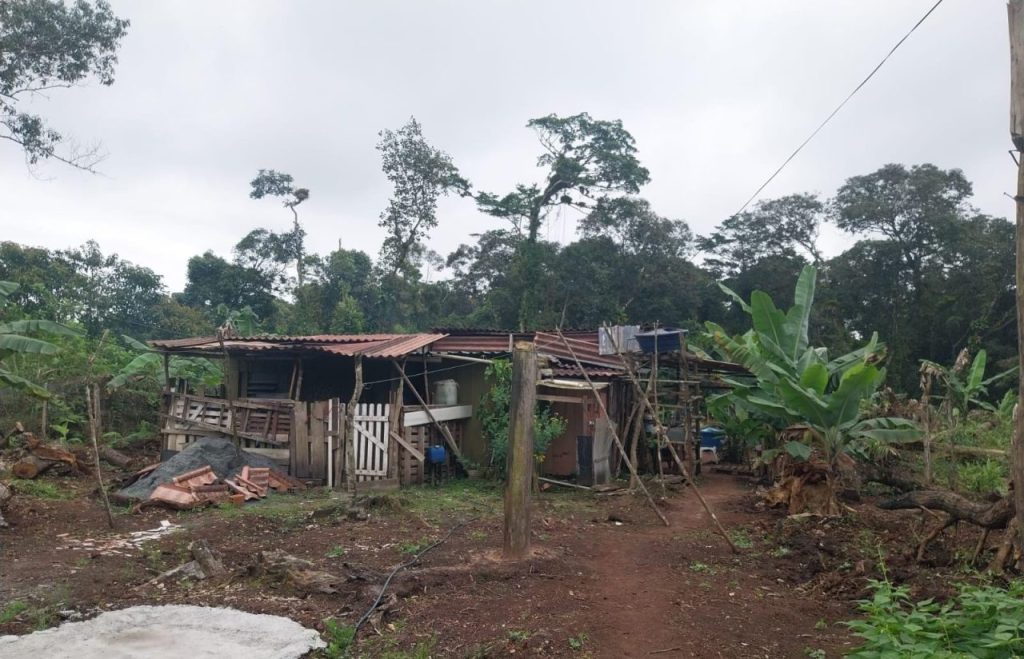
[0,1,1013,292]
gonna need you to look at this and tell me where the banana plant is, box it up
[108,335,221,390]
[0,281,82,398]
[705,266,918,469]
[920,349,1016,420]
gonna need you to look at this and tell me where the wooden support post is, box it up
[555,329,669,527]
[680,332,695,479]
[603,328,737,551]
[345,355,363,492]
[388,365,404,480]
[1010,0,1024,563]
[504,341,537,559]
[394,362,465,464]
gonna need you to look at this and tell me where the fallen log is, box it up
[879,490,1015,564]
[12,455,54,479]
[878,490,1014,529]
[98,445,134,469]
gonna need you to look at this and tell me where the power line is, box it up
[733,0,947,217]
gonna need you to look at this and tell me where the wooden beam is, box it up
[504,341,536,559]
[394,361,464,463]
[402,405,473,426]
[536,394,585,404]
[390,430,424,462]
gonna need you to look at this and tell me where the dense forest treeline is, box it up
[0,114,1016,397]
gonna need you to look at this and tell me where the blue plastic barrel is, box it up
[426,444,447,465]
[699,427,726,450]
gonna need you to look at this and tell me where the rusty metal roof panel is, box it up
[534,331,623,370]
[150,333,446,359]
[317,334,446,358]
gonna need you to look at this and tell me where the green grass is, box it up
[11,479,71,499]
[568,632,589,651]
[398,537,434,555]
[215,489,339,523]
[326,545,346,558]
[394,479,501,522]
[0,601,27,624]
[688,561,715,574]
[728,529,754,549]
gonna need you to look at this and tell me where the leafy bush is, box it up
[847,578,1024,658]
[959,459,1008,495]
[480,360,566,478]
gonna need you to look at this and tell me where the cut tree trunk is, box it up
[98,446,134,469]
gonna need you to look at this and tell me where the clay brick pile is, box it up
[147,465,304,510]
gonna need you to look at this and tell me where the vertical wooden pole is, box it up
[504,341,537,560]
[40,387,48,441]
[680,332,695,479]
[1010,0,1024,563]
[86,384,115,530]
[346,355,363,493]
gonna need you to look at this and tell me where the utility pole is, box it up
[1008,0,1024,561]
[504,341,536,560]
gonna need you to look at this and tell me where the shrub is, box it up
[959,459,1008,495]
[847,578,1024,657]
[480,360,566,478]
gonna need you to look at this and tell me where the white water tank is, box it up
[433,379,458,406]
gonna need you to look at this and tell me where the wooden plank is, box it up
[390,430,424,462]
[356,477,400,492]
[241,447,290,463]
[402,405,473,427]
[292,401,310,479]
[537,394,585,404]
[308,401,328,483]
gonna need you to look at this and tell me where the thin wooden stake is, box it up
[86,384,115,530]
[346,355,363,493]
[554,328,669,527]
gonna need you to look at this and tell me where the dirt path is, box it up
[581,474,850,658]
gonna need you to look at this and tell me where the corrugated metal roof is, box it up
[149,333,446,359]
[317,334,445,358]
[431,330,624,372]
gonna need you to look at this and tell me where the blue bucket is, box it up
[426,444,447,465]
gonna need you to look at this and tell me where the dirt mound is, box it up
[117,437,279,501]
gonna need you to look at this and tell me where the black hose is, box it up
[354,516,478,633]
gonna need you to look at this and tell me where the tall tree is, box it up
[476,112,650,328]
[828,163,984,388]
[376,117,468,277]
[249,169,309,285]
[0,0,129,170]
[831,163,972,296]
[701,193,824,278]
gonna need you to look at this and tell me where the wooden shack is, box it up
[150,333,477,488]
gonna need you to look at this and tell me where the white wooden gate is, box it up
[353,403,390,480]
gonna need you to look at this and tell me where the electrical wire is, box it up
[359,359,485,387]
[733,0,947,216]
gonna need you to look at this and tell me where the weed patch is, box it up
[11,479,71,499]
